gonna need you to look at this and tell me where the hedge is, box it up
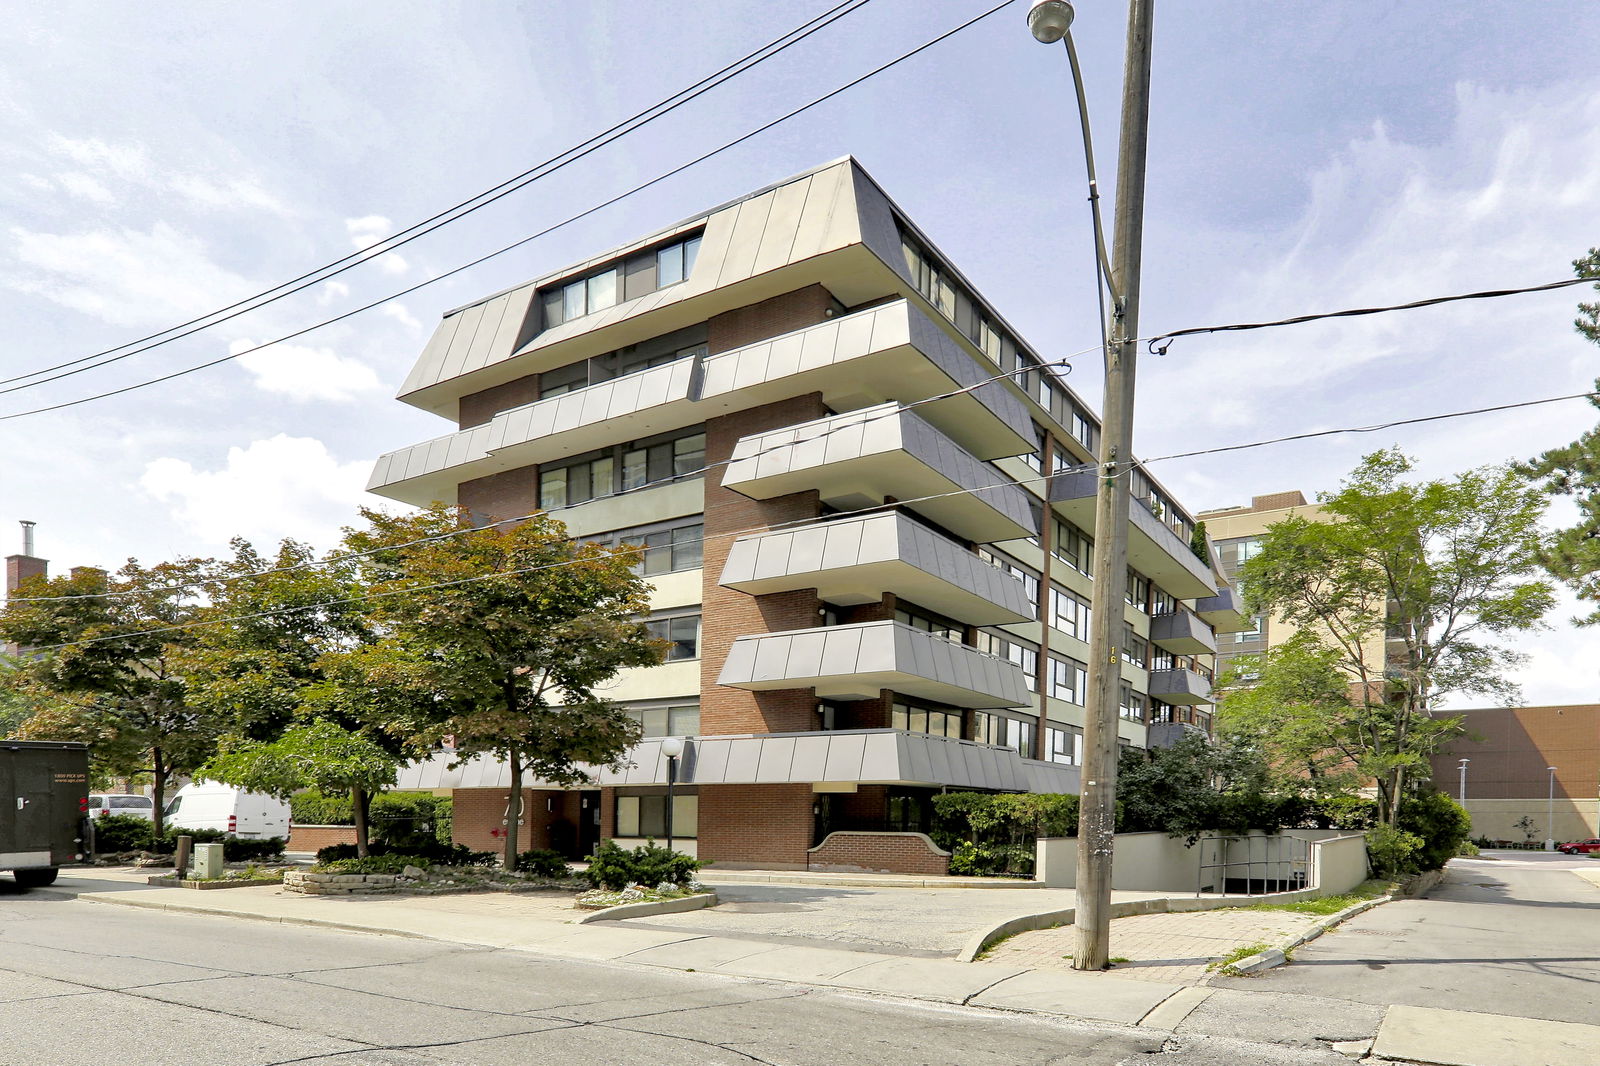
[931,793,1079,877]
[90,814,285,861]
[288,790,452,847]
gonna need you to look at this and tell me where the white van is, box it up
[163,781,290,840]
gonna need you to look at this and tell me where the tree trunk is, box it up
[151,746,166,838]
[504,746,522,870]
[352,785,371,858]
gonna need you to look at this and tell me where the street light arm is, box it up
[1062,32,1123,315]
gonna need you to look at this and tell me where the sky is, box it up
[2,1,1598,708]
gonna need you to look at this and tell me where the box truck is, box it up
[2,740,89,888]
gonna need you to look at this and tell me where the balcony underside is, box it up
[1195,586,1251,633]
[1149,611,1218,656]
[1148,668,1214,706]
[1050,471,1216,599]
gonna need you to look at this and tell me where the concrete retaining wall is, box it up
[1036,829,1369,895]
[283,870,397,896]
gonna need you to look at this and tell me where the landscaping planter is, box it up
[283,870,398,895]
[146,875,282,891]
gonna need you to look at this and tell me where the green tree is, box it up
[1,655,52,737]
[0,559,220,834]
[342,506,663,867]
[1116,733,1287,842]
[1516,250,1600,620]
[1237,450,1553,824]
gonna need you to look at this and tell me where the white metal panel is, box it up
[822,732,868,781]
[717,189,775,288]
[750,635,794,683]
[782,630,828,680]
[721,738,762,782]
[436,302,488,382]
[788,735,829,781]
[750,176,810,276]
[788,162,848,263]
[755,735,797,782]
[401,313,463,395]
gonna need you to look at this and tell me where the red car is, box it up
[1557,839,1600,854]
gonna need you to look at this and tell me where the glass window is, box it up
[658,242,684,286]
[1011,718,1036,759]
[622,448,648,491]
[1120,684,1146,722]
[1054,518,1093,576]
[1049,655,1087,704]
[673,433,705,476]
[646,615,700,660]
[539,466,568,510]
[668,705,700,735]
[586,268,618,313]
[1126,570,1151,610]
[894,605,962,643]
[1046,726,1081,765]
[672,524,702,571]
[1050,586,1091,642]
[627,704,699,738]
[1123,625,1148,668]
[616,794,697,839]
[892,702,962,738]
[562,279,587,321]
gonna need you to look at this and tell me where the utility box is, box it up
[191,842,225,879]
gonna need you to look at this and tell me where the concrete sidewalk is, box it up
[40,864,1600,1066]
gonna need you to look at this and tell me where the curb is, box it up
[1211,885,1418,976]
[79,892,448,943]
[576,891,717,924]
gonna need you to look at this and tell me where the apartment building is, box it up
[373,158,1245,872]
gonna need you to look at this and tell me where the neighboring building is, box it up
[4,521,48,658]
[1430,706,1600,843]
[373,158,1244,871]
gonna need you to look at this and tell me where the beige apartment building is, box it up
[370,158,1245,872]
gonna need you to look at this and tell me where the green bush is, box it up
[289,790,351,825]
[515,849,572,878]
[91,814,156,852]
[1366,824,1423,878]
[930,793,1079,877]
[1397,791,1472,871]
[585,840,705,891]
[317,854,430,874]
[289,791,453,846]
[312,840,492,867]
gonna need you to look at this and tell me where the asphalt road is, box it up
[0,886,1381,1066]
[1212,851,1600,1026]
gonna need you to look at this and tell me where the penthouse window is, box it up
[540,231,704,329]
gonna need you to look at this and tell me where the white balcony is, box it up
[721,403,1036,545]
[719,512,1033,626]
[368,299,1034,506]
[1050,470,1216,599]
[717,620,1031,708]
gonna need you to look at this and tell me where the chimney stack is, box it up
[6,520,48,597]
[20,520,35,557]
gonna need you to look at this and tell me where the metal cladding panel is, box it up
[721,739,761,783]
[820,520,865,570]
[752,531,794,580]
[716,189,776,288]
[796,323,838,373]
[751,176,810,276]
[866,302,911,351]
[902,733,934,784]
[850,164,909,283]
[786,524,827,575]
[858,731,902,780]
[924,735,954,784]
[818,627,865,677]
[400,313,463,396]
[788,737,829,781]
[730,342,772,391]
[366,454,393,491]
[765,333,805,381]
[755,736,797,782]
[487,284,536,361]
[680,204,738,299]
[834,311,875,362]
[788,162,850,263]
[692,739,730,784]
[751,636,794,683]
[717,639,757,685]
[822,732,868,781]
[782,630,827,680]
[856,511,899,561]
[436,302,488,383]
[461,294,512,376]
[1022,758,1081,795]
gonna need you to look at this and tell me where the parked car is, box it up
[86,794,155,822]
[163,782,290,840]
[1557,838,1600,854]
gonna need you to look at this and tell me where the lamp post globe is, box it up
[659,737,686,760]
[661,736,687,853]
[1027,0,1075,44]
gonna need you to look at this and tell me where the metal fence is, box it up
[1196,834,1313,896]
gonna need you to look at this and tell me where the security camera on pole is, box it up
[1026,0,1157,971]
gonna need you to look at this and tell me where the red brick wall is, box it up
[458,465,540,523]
[697,783,815,869]
[1432,705,1600,800]
[459,374,540,428]
[699,393,827,737]
[449,787,569,854]
[5,555,47,595]
[706,284,835,354]
[286,825,357,852]
[807,831,951,875]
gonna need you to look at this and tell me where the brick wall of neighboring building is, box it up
[806,831,950,875]
[705,284,835,355]
[5,554,47,594]
[458,465,540,523]
[285,824,358,852]
[459,374,541,428]
[699,392,826,737]
[697,783,815,868]
[1431,705,1600,801]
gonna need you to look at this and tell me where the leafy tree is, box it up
[1,655,52,737]
[0,560,220,833]
[1116,733,1292,842]
[342,506,663,867]
[1237,449,1553,824]
[1516,250,1600,620]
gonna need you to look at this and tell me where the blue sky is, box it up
[3,1,1599,705]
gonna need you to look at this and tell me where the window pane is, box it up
[563,280,586,320]
[673,433,705,476]
[642,532,671,575]
[587,268,618,312]
[647,442,673,483]
[657,242,684,286]
[673,525,702,570]
[539,468,567,510]
[671,795,698,838]
[616,796,640,837]
[682,236,701,278]
[622,448,647,491]
[670,616,699,658]
[591,456,614,500]
[542,289,564,329]
[667,705,699,735]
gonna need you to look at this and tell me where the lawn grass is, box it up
[1208,941,1272,974]
[1245,879,1394,917]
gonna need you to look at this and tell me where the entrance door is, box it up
[577,791,602,857]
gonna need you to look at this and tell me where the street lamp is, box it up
[1546,765,1558,851]
[660,736,686,853]
[1028,0,1158,971]
[1458,758,1470,804]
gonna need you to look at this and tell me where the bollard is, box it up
[174,834,192,877]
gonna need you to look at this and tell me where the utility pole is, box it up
[1074,0,1156,972]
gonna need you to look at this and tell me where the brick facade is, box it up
[285,824,358,853]
[1432,705,1600,801]
[459,374,541,428]
[458,465,540,523]
[705,284,836,355]
[697,782,815,868]
[450,786,577,854]
[807,831,951,875]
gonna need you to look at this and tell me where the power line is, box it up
[1142,389,1600,466]
[7,342,1102,605]
[0,0,875,393]
[0,0,1019,421]
[1145,275,1598,354]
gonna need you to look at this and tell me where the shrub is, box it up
[1366,824,1423,878]
[585,840,705,891]
[317,854,429,874]
[1397,790,1472,871]
[931,793,1078,877]
[515,849,571,878]
[290,791,453,846]
[313,840,492,867]
[91,814,156,852]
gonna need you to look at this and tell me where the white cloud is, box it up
[376,251,409,275]
[380,302,421,330]
[54,170,114,205]
[140,435,372,551]
[229,337,383,402]
[345,215,392,250]
[6,221,252,327]
[316,279,351,306]
[44,134,290,215]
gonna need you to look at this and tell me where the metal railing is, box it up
[1196,834,1313,897]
